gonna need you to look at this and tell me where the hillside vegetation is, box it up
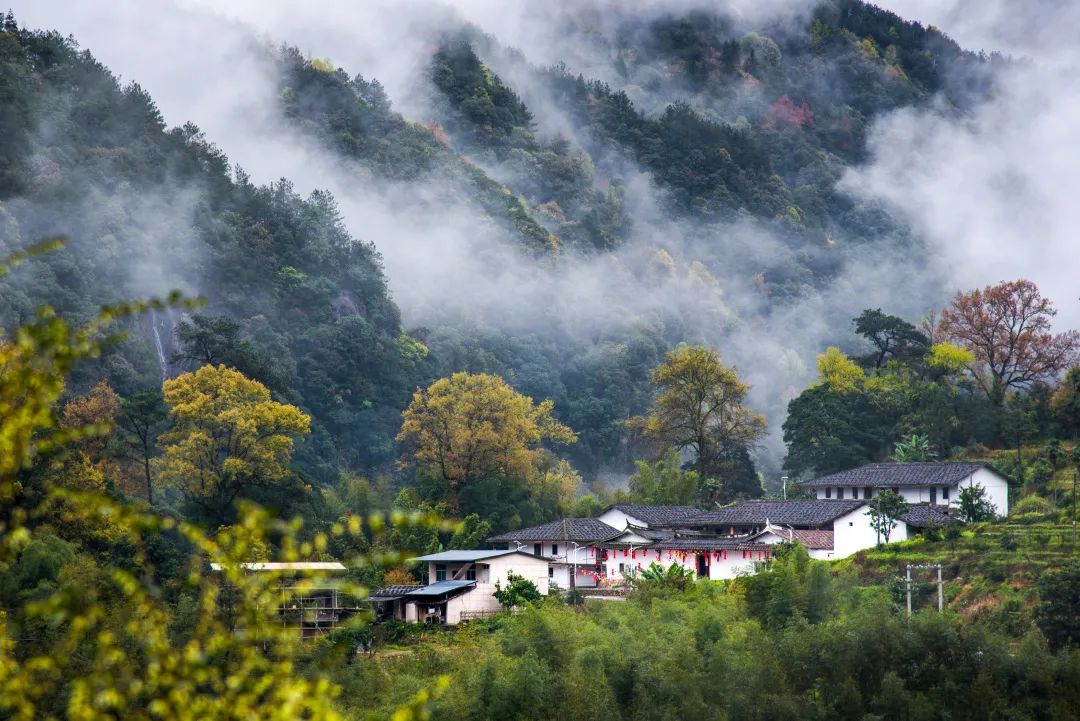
[3,3,1080,719]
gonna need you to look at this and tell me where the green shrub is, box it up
[1013,494,1056,517]
[998,533,1019,551]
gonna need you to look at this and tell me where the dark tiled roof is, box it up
[488,518,619,543]
[369,584,421,600]
[635,527,676,541]
[901,503,960,528]
[651,538,771,551]
[802,462,986,488]
[692,500,867,527]
[761,528,835,550]
[608,505,702,526]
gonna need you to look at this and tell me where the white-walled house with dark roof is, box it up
[596,504,702,531]
[689,499,886,559]
[370,550,550,625]
[487,518,619,588]
[801,462,1009,516]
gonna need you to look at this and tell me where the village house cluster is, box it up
[364,462,1008,625]
[226,462,1009,630]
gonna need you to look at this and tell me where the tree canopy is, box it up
[635,346,764,499]
[397,372,576,513]
[939,279,1080,402]
[155,364,311,524]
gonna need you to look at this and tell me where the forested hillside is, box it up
[4,2,1080,720]
[0,27,437,495]
[0,0,1027,522]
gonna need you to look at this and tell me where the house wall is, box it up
[596,508,647,530]
[425,561,488,584]
[445,585,503,624]
[707,550,767,579]
[484,554,550,596]
[815,487,882,501]
[600,547,766,581]
[832,506,906,558]
[756,531,835,560]
[959,468,1009,517]
[813,469,1009,517]
[551,563,600,588]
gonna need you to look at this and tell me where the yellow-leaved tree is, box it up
[815,346,865,392]
[0,241,447,720]
[634,345,765,494]
[155,364,311,524]
[396,372,576,512]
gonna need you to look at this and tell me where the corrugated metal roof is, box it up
[403,580,477,598]
[368,584,422,600]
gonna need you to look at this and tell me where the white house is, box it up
[689,499,901,559]
[370,550,550,625]
[600,533,775,580]
[487,518,620,588]
[801,462,1009,517]
[596,504,702,531]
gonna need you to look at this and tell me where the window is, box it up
[533,543,542,556]
[552,543,559,556]
[837,487,845,500]
[942,486,950,501]
[865,487,873,498]
[930,487,937,505]
[435,564,447,582]
[891,487,899,494]
[548,567,554,578]
[851,487,859,500]
[465,566,476,581]
[825,487,832,499]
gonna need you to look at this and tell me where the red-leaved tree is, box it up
[938,279,1080,403]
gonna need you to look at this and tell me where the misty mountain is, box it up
[0,1,1001,490]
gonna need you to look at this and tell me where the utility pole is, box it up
[569,542,578,591]
[906,565,912,618]
[906,563,944,617]
[937,565,943,612]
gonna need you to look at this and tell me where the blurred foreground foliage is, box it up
[0,242,448,720]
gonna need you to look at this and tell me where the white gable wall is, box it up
[832,505,905,558]
[958,467,1009,517]
[484,553,550,596]
[597,508,646,530]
